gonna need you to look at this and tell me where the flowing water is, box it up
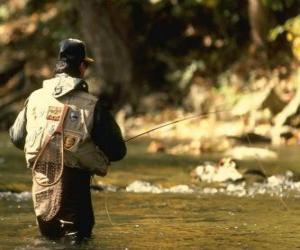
[1,133,300,249]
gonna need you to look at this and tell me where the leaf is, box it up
[269,25,285,41]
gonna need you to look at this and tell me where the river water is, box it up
[1,133,300,249]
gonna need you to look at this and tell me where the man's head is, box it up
[55,38,94,78]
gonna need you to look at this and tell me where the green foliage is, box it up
[262,0,296,11]
[167,60,206,89]
[115,0,249,92]
[269,25,285,41]
[285,15,300,36]
[0,4,10,22]
[2,0,299,106]
[269,15,300,59]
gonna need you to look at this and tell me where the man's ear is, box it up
[79,62,86,76]
[79,62,85,70]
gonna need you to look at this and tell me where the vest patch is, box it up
[64,132,80,150]
[46,106,63,121]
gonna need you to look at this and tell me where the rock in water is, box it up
[225,146,277,160]
[126,180,162,193]
[126,181,194,194]
[242,169,267,184]
[191,158,243,183]
[168,185,193,193]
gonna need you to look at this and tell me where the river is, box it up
[0,133,300,249]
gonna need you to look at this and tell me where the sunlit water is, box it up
[1,192,300,249]
[1,133,300,249]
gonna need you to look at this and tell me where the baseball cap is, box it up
[58,38,94,64]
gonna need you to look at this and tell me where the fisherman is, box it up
[9,38,126,243]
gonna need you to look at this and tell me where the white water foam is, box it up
[126,181,193,194]
[0,191,31,202]
[125,171,300,197]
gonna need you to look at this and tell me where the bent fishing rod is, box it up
[104,108,289,226]
[124,109,231,143]
[124,110,290,210]
[102,109,230,225]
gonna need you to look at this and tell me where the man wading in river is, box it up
[9,38,126,243]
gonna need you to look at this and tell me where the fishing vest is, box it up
[24,73,109,175]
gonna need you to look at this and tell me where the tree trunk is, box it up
[76,0,133,108]
[0,70,31,129]
[248,0,276,49]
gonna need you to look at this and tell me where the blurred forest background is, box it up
[1,0,300,148]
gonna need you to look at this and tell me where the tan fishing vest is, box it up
[24,74,109,174]
[25,74,109,221]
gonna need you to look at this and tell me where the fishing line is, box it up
[125,109,231,142]
[91,175,114,225]
[125,111,291,210]
[245,133,267,175]
[103,109,289,226]
[245,126,289,211]
[104,109,230,226]
[104,191,114,226]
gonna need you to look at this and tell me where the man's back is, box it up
[9,38,127,243]
[25,74,109,175]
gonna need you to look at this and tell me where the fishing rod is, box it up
[103,109,230,226]
[125,110,289,210]
[124,109,231,143]
[104,109,289,226]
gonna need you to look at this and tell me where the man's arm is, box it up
[9,103,27,150]
[91,100,127,161]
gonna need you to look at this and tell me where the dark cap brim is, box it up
[84,57,94,64]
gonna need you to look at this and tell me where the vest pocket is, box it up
[63,130,82,152]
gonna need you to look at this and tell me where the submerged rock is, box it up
[241,169,267,184]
